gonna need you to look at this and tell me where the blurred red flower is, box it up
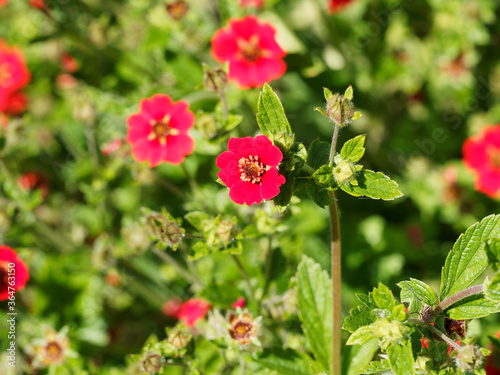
[211,16,286,88]
[462,125,500,198]
[29,0,45,9]
[0,40,30,113]
[18,172,49,198]
[0,245,30,301]
[101,139,123,156]
[4,91,28,116]
[239,0,264,8]
[56,73,77,89]
[178,298,211,327]
[126,94,195,167]
[328,0,354,13]
[162,297,183,318]
[61,53,79,73]
[216,135,285,206]
[232,296,246,309]
[0,0,8,8]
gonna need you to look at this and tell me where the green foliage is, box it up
[440,215,500,300]
[254,348,312,375]
[340,169,403,200]
[398,278,439,307]
[296,256,333,372]
[340,135,366,163]
[486,237,500,272]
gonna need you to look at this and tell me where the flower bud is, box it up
[203,64,227,93]
[166,0,189,21]
[167,327,192,349]
[333,160,357,185]
[141,351,163,373]
[455,344,486,371]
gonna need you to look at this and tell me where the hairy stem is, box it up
[329,123,342,375]
[428,325,461,351]
[432,284,484,316]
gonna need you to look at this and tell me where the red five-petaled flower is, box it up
[126,94,195,167]
[0,245,30,301]
[239,0,264,8]
[462,124,500,198]
[211,16,286,89]
[217,135,285,206]
[328,0,354,13]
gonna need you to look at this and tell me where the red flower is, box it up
[4,91,28,116]
[61,53,79,73]
[19,172,49,198]
[55,73,77,89]
[239,0,264,8]
[177,298,211,327]
[462,125,500,198]
[232,296,246,309]
[0,0,8,8]
[216,135,285,206]
[328,0,354,13]
[29,0,45,9]
[0,40,30,112]
[101,139,123,156]
[0,246,30,301]
[126,94,195,167]
[211,16,286,88]
[162,297,183,318]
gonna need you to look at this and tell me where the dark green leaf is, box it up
[307,139,330,169]
[274,170,295,210]
[296,256,332,372]
[313,164,336,188]
[340,135,366,163]
[440,215,500,300]
[340,169,403,200]
[306,180,334,208]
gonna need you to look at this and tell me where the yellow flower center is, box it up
[237,36,264,63]
[148,115,179,145]
[45,341,63,362]
[238,155,270,184]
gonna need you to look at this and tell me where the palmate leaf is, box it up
[341,169,403,200]
[296,256,333,372]
[440,215,500,300]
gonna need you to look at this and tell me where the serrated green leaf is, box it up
[346,339,379,375]
[346,325,375,346]
[313,164,335,187]
[306,180,334,208]
[254,348,312,375]
[387,341,415,375]
[440,215,500,300]
[340,135,366,163]
[372,283,396,311]
[359,360,392,374]
[484,273,500,302]
[391,305,407,321]
[296,256,332,371]
[341,169,403,200]
[307,139,331,169]
[343,305,376,333]
[446,293,500,319]
[398,278,438,307]
[486,238,500,272]
[257,83,292,140]
[356,293,378,309]
[400,287,421,315]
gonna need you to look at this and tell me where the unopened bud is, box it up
[216,219,237,242]
[141,351,163,373]
[203,64,227,93]
[167,328,191,349]
[333,161,357,185]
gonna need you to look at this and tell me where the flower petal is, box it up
[475,169,500,198]
[216,151,242,187]
[229,181,263,206]
[126,113,151,143]
[230,16,259,41]
[131,139,164,167]
[228,137,255,158]
[253,135,283,166]
[256,24,286,58]
[168,101,195,131]
[139,94,173,121]
[260,167,285,200]
[211,28,239,62]
[163,133,195,165]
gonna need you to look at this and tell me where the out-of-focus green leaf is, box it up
[306,180,334,208]
[254,348,312,375]
[307,139,330,170]
[486,237,500,272]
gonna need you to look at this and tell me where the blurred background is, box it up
[1,0,500,373]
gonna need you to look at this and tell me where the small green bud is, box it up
[320,86,361,127]
[203,64,227,93]
[333,161,357,185]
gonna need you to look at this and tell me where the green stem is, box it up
[181,163,199,191]
[428,325,461,351]
[231,254,255,302]
[152,247,201,289]
[261,235,274,299]
[329,123,342,375]
[432,284,484,316]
